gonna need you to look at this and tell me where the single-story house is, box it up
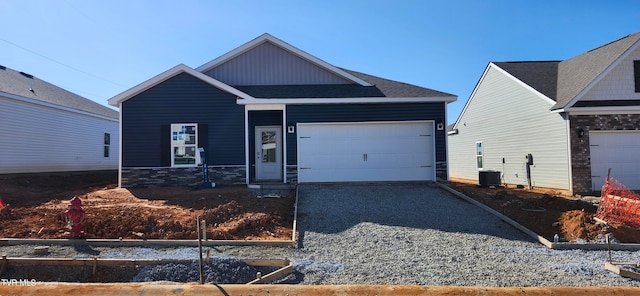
[0,65,119,174]
[448,32,640,194]
[108,33,456,187]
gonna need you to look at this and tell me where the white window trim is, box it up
[103,132,111,158]
[171,123,198,167]
[476,141,483,170]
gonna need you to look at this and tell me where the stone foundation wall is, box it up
[569,114,640,194]
[436,161,448,181]
[121,166,246,188]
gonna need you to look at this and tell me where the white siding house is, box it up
[449,64,571,190]
[449,32,640,194]
[0,65,119,174]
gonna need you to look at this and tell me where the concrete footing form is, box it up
[2,283,640,295]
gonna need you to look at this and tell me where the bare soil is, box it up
[2,172,639,243]
[0,171,294,240]
[447,181,640,243]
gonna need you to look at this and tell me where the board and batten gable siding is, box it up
[448,65,570,190]
[121,72,245,167]
[0,96,118,173]
[203,41,352,86]
[578,45,640,101]
[286,102,446,165]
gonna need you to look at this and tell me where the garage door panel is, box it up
[297,121,434,183]
[590,131,640,191]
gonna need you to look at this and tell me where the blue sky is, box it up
[1,1,639,123]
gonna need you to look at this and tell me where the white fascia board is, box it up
[1,91,118,122]
[108,64,255,107]
[562,39,640,109]
[236,96,456,105]
[245,103,286,111]
[195,33,373,87]
[564,107,640,115]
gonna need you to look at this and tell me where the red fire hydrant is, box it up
[63,196,85,238]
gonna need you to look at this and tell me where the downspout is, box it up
[564,112,574,195]
[244,106,250,185]
[282,106,287,183]
[117,102,123,188]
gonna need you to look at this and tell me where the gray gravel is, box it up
[2,183,640,286]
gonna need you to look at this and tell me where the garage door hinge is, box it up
[420,134,432,137]
[300,167,312,170]
[421,165,433,168]
[590,144,599,147]
[300,136,311,139]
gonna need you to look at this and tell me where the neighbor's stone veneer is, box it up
[436,161,447,182]
[569,114,640,194]
[121,166,246,188]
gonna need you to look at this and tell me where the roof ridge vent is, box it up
[0,65,6,70]
[19,71,34,79]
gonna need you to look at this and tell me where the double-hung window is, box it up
[476,141,483,169]
[171,123,198,167]
[103,133,111,158]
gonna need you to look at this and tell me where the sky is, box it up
[1,1,639,123]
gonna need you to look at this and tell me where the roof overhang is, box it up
[2,91,118,122]
[108,64,255,107]
[556,106,640,115]
[236,96,457,105]
[195,33,373,87]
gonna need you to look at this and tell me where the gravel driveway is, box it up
[2,183,640,286]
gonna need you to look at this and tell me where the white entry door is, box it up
[590,131,640,191]
[297,121,435,183]
[255,126,282,181]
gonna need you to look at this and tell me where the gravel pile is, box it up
[132,258,260,284]
[2,183,640,286]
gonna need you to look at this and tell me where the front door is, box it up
[255,126,282,181]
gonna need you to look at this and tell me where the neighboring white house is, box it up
[449,32,640,194]
[0,65,119,174]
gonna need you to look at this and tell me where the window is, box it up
[635,60,640,93]
[475,141,483,169]
[103,133,110,158]
[171,123,198,167]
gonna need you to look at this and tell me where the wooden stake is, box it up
[1,255,6,276]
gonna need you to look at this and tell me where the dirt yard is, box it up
[448,181,640,243]
[2,171,639,243]
[0,171,294,240]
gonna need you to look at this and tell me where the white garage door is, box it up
[590,131,640,191]
[297,121,435,183]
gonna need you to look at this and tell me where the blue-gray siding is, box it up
[204,42,351,85]
[121,72,245,167]
[286,103,446,165]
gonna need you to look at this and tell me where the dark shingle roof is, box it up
[233,68,456,99]
[493,61,560,100]
[234,84,385,98]
[342,68,456,98]
[491,32,640,110]
[0,66,118,119]
[554,32,640,109]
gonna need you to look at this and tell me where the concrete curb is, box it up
[437,183,640,250]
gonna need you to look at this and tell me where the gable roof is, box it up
[108,64,256,106]
[196,33,373,86]
[492,61,560,100]
[488,32,640,111]
[0,65,118,119]
[554,32,640,110]
[110,34,456,105]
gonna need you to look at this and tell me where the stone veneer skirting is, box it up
[121,166,246,188]
[121,161,446,187]
[569,114,640,194]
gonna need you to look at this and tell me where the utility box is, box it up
[479,170,501,187]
